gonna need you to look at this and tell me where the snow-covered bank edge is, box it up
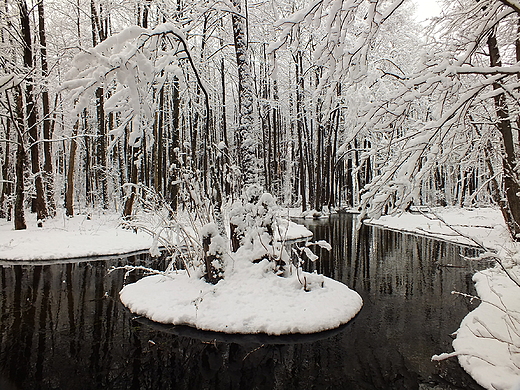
[0,209,313,261]
[0,210,155,261]
[433,267,520,390]
[366,207,520,390]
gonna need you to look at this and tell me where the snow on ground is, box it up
[0,209,154,261]
[120,258,363,336]
[448,267,520,390]
[366,207,513,249]
[368,207,520,390]
[0,209,313,261]
[118,208,360,336]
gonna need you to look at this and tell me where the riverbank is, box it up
[0,208,312,261]
[0,210,154,260]
[366,207,520,390]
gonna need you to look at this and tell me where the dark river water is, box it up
[0,214,486,389]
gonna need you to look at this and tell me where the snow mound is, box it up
[120,261,362,335]
[452,266,520,390]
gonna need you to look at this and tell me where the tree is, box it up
[19,0,48,221]
[62,24,210,217]
[355,0,520,240]
[231,0,258,186]
[37,0,56,217]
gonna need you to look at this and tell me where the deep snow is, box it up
[119,263,363,335]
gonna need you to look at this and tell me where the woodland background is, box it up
[2,0,520,241]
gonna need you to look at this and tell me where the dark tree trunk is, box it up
[65,121,78,217]
[154,87,164,195]
[295,51,306,211]
[202,230,223,285]
[95,87,107,208]
[14,88,26,230]
[488,31,520,240]
[19,0,48,221]
[38,0,55,217]
[123,146,139,218]
[168,78,180,211]
[0,116,11,220]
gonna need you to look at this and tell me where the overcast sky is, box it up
[414,0,441,22]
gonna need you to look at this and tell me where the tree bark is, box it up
[95,87,108,208]
[231,0,258,185]
[488,31,520,240]
[65,121,78,217]
[295,51,306,211]
[123,146,139,218]
[38,0,55,217]
[19,0,48,221]
[14,88,26,230]
[168,78,180,211]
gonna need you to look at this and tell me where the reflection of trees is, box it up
[0,221,483,389]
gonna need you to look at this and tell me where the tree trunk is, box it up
[95,87,108,208]
[123,146,139,218]
[14,88,26,230]
[231,0,257,186]
[38,0,55,217]
[65,121,79,217]
[488,31,520,240]
[0,116,11,219]
[295,51,306,211]
[154,87,164,195]
[19,0,48,221]
[168,78,180,211]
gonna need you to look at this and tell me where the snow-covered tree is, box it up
[356,0,520,240]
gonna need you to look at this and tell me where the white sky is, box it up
[414,0,441,22]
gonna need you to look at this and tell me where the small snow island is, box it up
[119,186,363,335]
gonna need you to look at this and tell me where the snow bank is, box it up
[366,207,511,248]
[120,260,362,335]
[0,210,312,262]
[369,207,520,389]
[450,267,520,390]
[0,210,153,261]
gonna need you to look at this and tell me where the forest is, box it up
[1,0,520,242]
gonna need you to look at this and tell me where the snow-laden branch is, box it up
[498,0,520,14]
[62,23,209,149]
[268,0,405,96]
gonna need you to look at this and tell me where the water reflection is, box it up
[0,215,484,389]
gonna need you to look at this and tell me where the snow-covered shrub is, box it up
[200,223,226,284]
[119,182,327,290]
[230,184,288,272]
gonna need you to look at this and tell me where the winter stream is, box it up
[0,214,486,389]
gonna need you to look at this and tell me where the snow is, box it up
[0,210,153,261]
[117,195,361,336]
[120,260,362,335]
[450,267,520,390]
[366,207,511,248]
[0,209,313,262]
[369,207,520,389]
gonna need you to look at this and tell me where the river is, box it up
[0,214,485,389]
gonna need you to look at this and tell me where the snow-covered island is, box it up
[117,186,363,336]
